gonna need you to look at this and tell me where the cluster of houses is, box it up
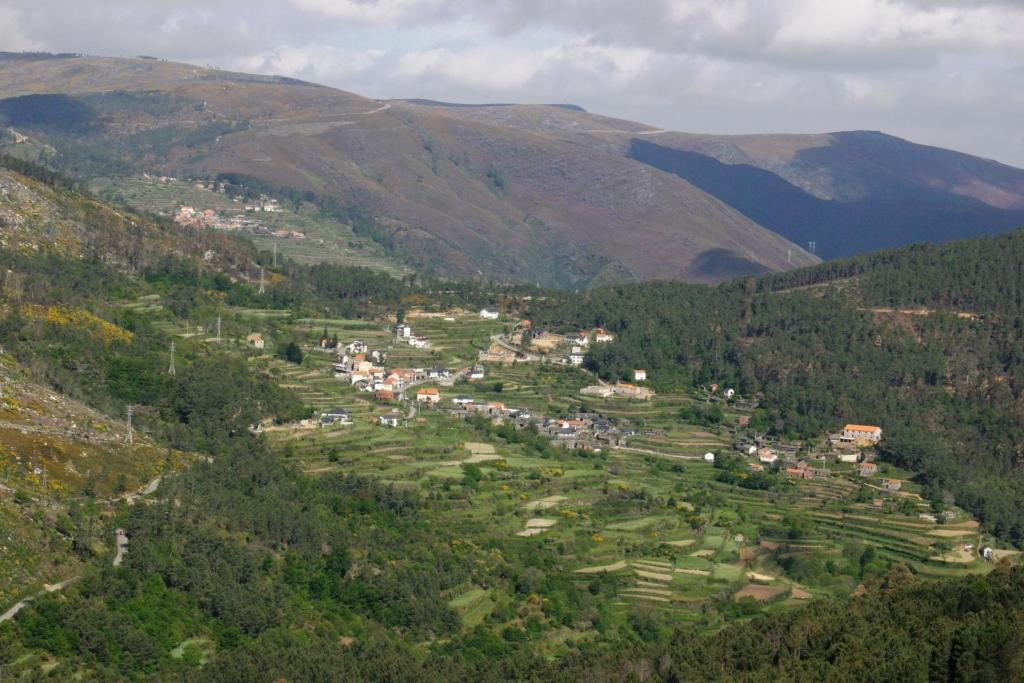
[735,423,901,491]
[448,397,632,451]
[394,323,431,349]
[172,203,304,241]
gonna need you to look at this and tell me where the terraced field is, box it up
[112,302,1002,625]
[88,175,409,275]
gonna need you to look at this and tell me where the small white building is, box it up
[395,324,412,338]
[379,413,403,428]
[569,352,586,366]
[703,452,715,462]
[634,369,647,382]
[758,448,778,465]
[452,395,475,406]
[479,308,500,320]
[468,365,486,380]
[723,388,736,399]
[408,335,431,349]
[593,328,615,343]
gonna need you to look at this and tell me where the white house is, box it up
[395,324,412,338]
[758,448,778,464]
[723,388,736,399]
[479,308,500,320]
[452,395,475,406]
[408,335,431,349]
[703,452,715,462]
[593,328,615,343]
[379,413,403,428]
[569,352,586,366]
[634,369,647,382]
[468,365,486,380]
[346,340,368,354]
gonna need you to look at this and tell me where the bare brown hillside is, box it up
[0,54,817,285]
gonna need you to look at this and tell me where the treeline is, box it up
[531,229,1024,543]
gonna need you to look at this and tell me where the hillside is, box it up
[0,53,815,286]
[0,155,1020,680]
[531,229,1024,543]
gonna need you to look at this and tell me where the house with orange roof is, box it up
[416,387,441,404]
[842,424,882,445]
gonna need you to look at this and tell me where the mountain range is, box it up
[1,52,1023,285]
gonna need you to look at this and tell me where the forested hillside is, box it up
[532,231,1024,542]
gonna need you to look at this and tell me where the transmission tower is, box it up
[808,241,817,255]
[126,405,134,445]
[258,266,266,295]
[168,341,176,376]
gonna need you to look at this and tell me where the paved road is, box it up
[0,577,81,624]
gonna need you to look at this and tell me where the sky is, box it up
[3,0,1024,166]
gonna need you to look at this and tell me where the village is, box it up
[105,288,1006,627]
[260,306,923,509]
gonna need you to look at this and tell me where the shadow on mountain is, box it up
[692,248,770,280]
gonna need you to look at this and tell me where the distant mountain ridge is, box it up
[1,53,1022,284]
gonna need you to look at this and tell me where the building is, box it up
[379,413,403,428]
[758,448,778,465]
[565,332,589,347]
[319,407,351,426]
[723,388,736,399]
[859,462,878,477]
[837,451,860,464]
[452,395,475,406]
[703,452,715,462]
[593,328,615,343]
[842,424,883,445]
[408,335,431,349]
[468,365,486,380]
[375,390,396,401]
[416,388,441,404]
[634,369,647,382]
[395,323,412,338]
[580,385,614,399]
[479,308,500,320]
[569,352,586,366]
[246,333,265,349]
[881,478,903,491]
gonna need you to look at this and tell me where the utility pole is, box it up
[168,341,176,376]
[216,315,222,342]
[126,405,134,445]
[258,266,265,295]
[787,248,792,265]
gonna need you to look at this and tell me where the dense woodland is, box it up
[532,231,1024,543]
